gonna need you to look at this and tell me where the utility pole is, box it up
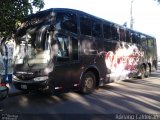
[130,0,134,29]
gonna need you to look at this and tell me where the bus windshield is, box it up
[14,25,51,66]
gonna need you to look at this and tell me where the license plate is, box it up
[21,84,27,89]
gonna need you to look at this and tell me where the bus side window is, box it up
[137,34,140,44]
[56,12,77,33]
[80,16,92,36]
[132,32,140,44]
[148,38,154,47]
[103,23,111,39]
[141,35,147,47]
[131,33,135,43]
[92,20,102,38]
[71,37,78,60]
[126,30,131,43]
[110,25,119,41]
[56,35,69,62]
[119,28,126,42]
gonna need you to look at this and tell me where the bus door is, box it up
[52,33,80,92]
[69,34,81,90]
[52,34,71,92]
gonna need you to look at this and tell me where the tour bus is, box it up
[12,8,157,94]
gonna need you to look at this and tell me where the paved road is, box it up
[0,70,160,120]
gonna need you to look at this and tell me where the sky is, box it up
[41,0,160,56]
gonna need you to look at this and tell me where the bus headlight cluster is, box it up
[33,76,48,81]
[13,75,20,80]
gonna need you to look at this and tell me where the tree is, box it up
[156,0,160,3]
[0,0,44,37]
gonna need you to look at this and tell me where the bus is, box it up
[12,8,157,94]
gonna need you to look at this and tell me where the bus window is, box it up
[56,12,77,33]
[131,33,135,43]
[132,32,140,44]
[80,16,92,36]
[137,34,140,44]
[110,25,119,41]
[92,20,102,37]
[103,23,111,39]
[141,35,147,47]
[35,25,50,50]
[71,37,78,60]
[120,28,126,42]
[148,38,154,47]
[56,35,69,61]
[19,41,26,59]
[126,30,131,43]
[42,30,50,50]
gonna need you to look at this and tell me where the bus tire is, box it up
[80,72,96,94]
[139,64,145,79]
[145,64,150,78]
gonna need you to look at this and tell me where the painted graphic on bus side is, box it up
[105,42,144,76]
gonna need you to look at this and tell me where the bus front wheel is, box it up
[80,72,96,94]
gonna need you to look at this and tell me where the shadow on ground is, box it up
[0,71,160,120]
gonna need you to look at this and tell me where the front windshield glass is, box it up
[14,25,51,65]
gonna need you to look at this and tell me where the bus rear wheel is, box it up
[139,65,145,79]
[145,64,150,78]
[80,72,96,94]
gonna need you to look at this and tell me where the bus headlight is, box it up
[33,76,48,81]
[13,75,20,80]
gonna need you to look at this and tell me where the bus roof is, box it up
[24,8,155,39]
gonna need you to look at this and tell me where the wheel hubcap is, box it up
[140,67,145,74]
[85,77,93,89]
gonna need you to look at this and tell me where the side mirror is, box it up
[0,86,9,101]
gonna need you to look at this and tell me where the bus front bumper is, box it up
[13,76,48,91]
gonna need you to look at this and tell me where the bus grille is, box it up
[14,72,36,80]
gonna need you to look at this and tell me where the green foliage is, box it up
[0,0,44,37]
[156,0,160,3]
